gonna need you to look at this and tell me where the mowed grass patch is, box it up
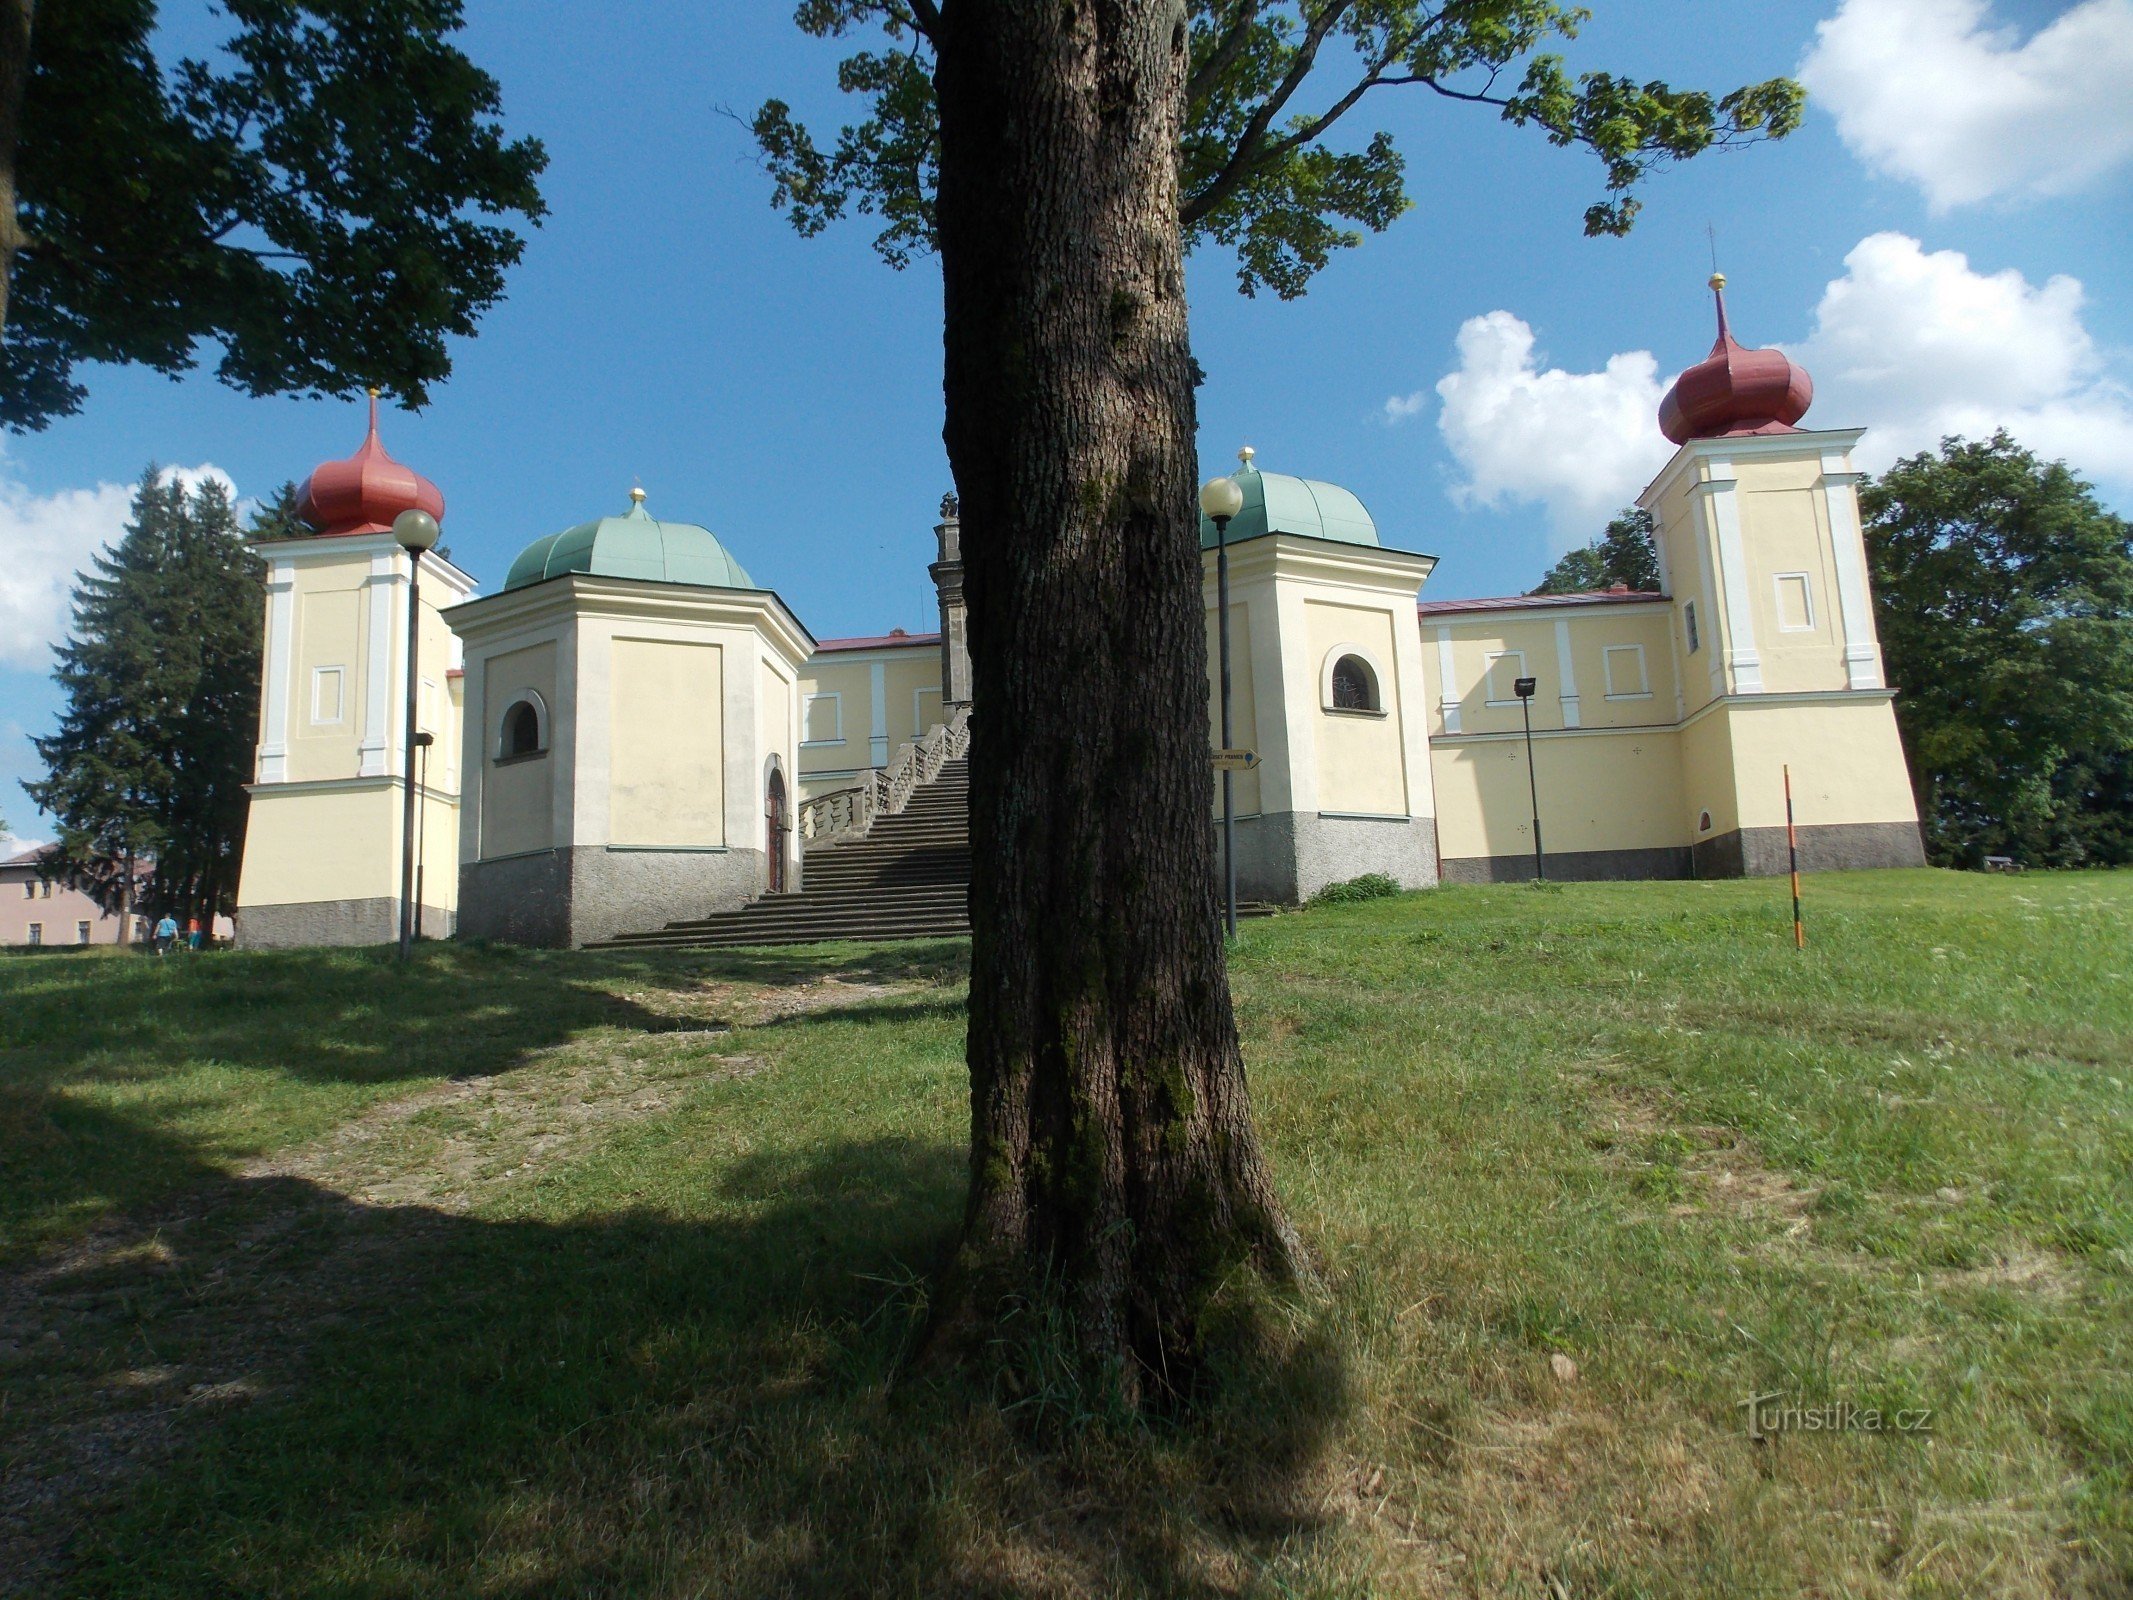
[1,870,2127,1597]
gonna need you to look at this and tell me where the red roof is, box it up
[814,629,940,653]
[1419,588,1667,617]
[296,393,446,538]
[1658,275,1813,445]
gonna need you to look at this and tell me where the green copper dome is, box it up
[504,494,755,592]
[1197,460,1379,549]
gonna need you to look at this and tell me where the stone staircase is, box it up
[592,760,972,950]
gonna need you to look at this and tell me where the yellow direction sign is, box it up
[1212,748,1260,772]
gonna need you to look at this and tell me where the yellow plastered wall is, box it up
[1204,599,1262,816]
[289,571,366,781]
[885,657,940,742]
[1433,620,1560,736]
[481,640,557,859]
[1647,463,1722,716]
[609,638,725,846]
[1736,455,1849,694]
[1568,612,1678,728]
[1679,705,1742,842]
[797,660,868,778]
[1709,697,1920,830]
[1432,730,1686,862]
[239,784,401,905]
[1304,599,1406,816]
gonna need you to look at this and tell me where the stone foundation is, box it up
[1227,811,1438,905]
[1440,845,1694,885]
[235,896,452,949]
[1692,820,1927,878]
[458,846,766,948]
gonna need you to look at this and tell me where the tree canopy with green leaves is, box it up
[754,0,1803,299]
[1865,433,2133,870]
[0,0,546,431]
[25,468,264,925]
[1530,505,1659,594]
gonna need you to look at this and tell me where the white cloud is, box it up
[1407,310,1673,545]
[1800,0,2133,210]
[0,461,239,671]
[1793,232,2133,487]
[1402,233,2133,538]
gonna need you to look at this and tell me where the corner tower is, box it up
[448,490,813,947]
[1637,275,1924,874]
[234,396,475,945]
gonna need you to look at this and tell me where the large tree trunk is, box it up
[0,0,29,338]
[930,0,1304,1405]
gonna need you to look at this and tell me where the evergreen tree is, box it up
[1863,433,2133,868]
[26,468,263,926]
[1532,507,1661,594]
[247,480,306,542]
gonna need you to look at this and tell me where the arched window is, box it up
[497,693,546,760]
[1322,648,1384,714]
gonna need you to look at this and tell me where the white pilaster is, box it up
[457,651,486,865]
[868,660,889,767]
[359,549,400,777]
[1553,617,1581,728]
[1698,460,1763,694]
[1434,626,1461,734]
[257,559,296,783]
[1818,452,1884,690]
[555,619,586,848]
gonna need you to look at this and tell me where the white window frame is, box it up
[1483,649,1530,707]
[76,920,92,945]
[912,685,943,738]
[1773,571,1817,633]
[310,665,346,725]
[1603,643,1652,701]
[494,688,549,761]
[801,690,845,747]
[1319,642,1389,717]
[25,923,41,946]
[1684,600,1701,655]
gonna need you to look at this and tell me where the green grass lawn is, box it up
[1,870,2128,1598]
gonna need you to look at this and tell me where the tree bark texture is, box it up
[931,0,1303,1401]
[0,0,31,338]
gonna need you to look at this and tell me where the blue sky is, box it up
[5,0,2131,842]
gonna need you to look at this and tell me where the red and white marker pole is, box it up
[1784,764,1804,950]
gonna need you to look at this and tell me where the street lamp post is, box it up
[1199,465,1247,941]
[1514,674,1544,882]
[413,730,434,938]
[392,508,441,960]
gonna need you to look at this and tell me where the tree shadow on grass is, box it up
[5,1107,1350,1600]
[0,945,713,1264]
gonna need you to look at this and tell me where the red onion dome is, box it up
[295,391,446,537]
[1658,274,1813,446]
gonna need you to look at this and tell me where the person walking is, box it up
[186,918,202,952]
[153,913,178,956]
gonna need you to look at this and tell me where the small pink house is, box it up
[0,848,147,947]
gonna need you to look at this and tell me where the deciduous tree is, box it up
[761,0,1801,1402]
[0,0,546,431]
[1532,506,1659,594]
[1864,433,2133,868]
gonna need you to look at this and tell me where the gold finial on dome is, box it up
[1237,445,1257,468]
[629,485,647,504]
[1708,271,1727,292]
[367,385,381,399]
